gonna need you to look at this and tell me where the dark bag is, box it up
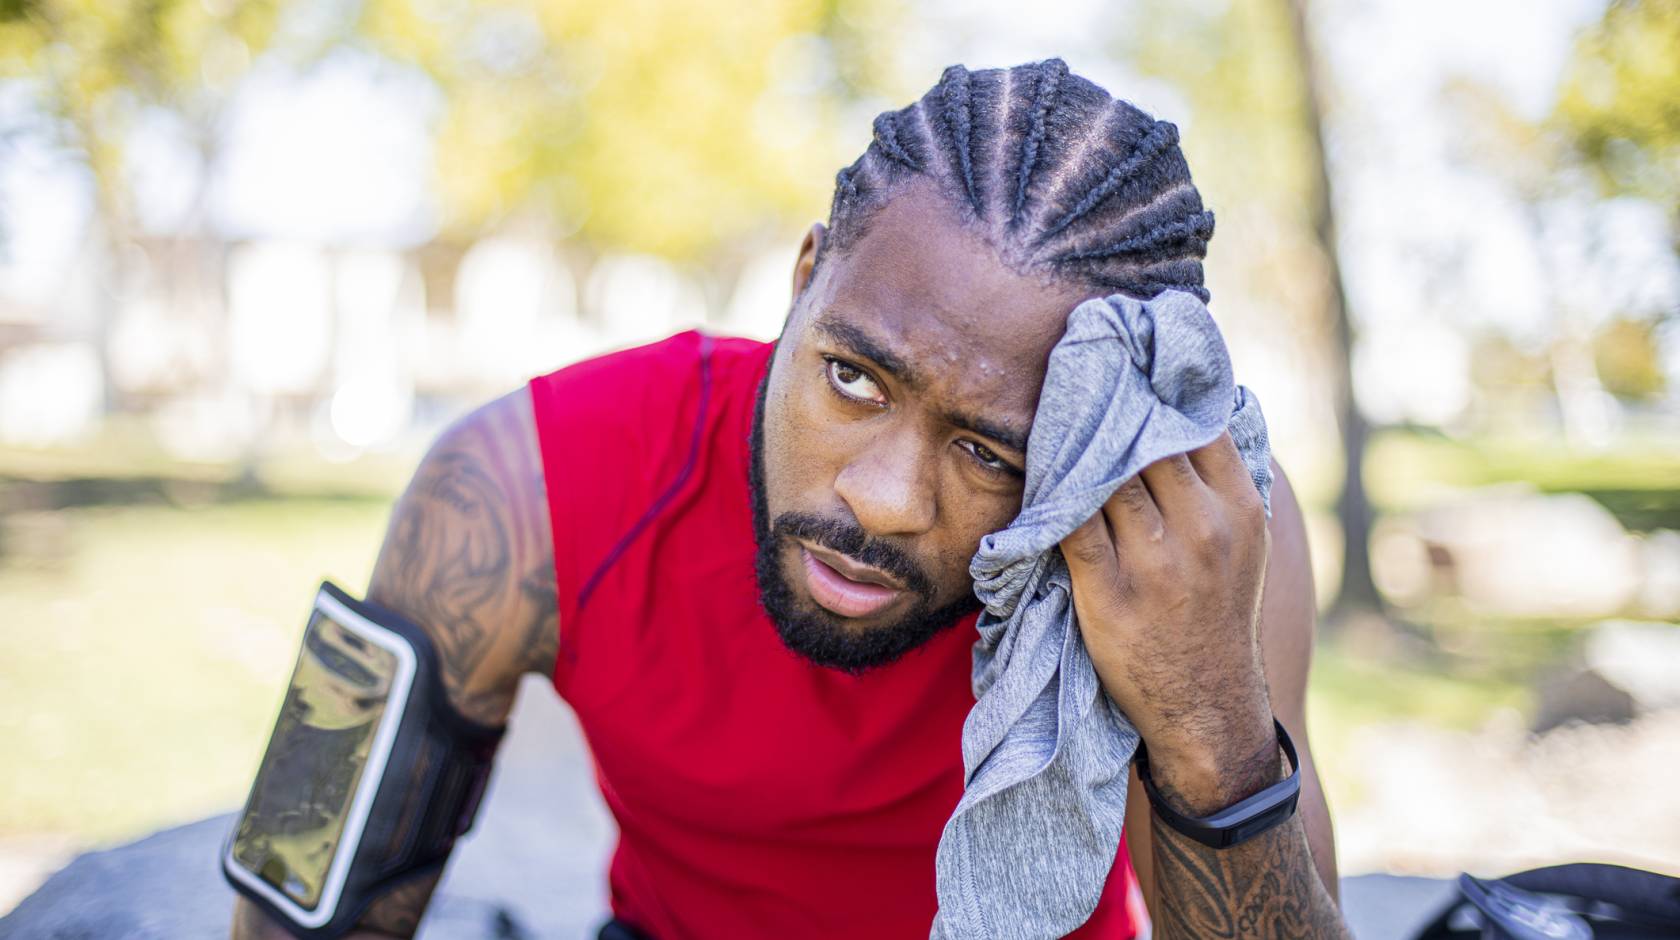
[1414,863,1680,939]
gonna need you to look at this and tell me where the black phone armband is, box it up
[222,581,505,938]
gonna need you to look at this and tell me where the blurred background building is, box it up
[1,0,1677,920]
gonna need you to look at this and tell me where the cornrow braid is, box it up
[1036,119,1180,245]
[937,64,980,213]
[871,112,921,171]
[821,57,1216,303]
[827,164,860,226]
[1053,210,1215,263]
[1012,58,1067,225]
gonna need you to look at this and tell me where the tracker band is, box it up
[1133,718,1300,850]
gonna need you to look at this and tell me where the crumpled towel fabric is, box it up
[931,290,1275,939]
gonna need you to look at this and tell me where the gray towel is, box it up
[931,289,1274,939]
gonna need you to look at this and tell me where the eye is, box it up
[959,439,1021,478]
[823,356,886,405]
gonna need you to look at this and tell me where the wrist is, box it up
[1139,712,1282,816]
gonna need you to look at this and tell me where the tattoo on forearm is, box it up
[1150,811,1349,939]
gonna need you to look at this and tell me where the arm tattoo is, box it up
[1148,758,1351,939]
[518,565,560,677]
[375,450,509,692]
[351,391,558,938]
[358,873,441,936]
[366,391,557,722]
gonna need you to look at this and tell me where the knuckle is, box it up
[1182,516,1228,564]
[1189,512,1224,549]
[1116,478,1150,509]
[1066,535,1113,570]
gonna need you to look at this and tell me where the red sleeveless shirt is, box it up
[529,330,1142,939]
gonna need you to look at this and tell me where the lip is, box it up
[799,546,906,619]
[799,542,906,590]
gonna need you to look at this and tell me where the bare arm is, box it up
[232,388,558,939]
[1062,441,1349,939]
[1123,457,1342,935]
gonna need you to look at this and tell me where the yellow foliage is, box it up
[362,0,892,260]
[1558,0,1680,202]
[4,0,896,261]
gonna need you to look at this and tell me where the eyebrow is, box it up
[813,312,1033,458]
[946,411,1031,456]
[813,314,920,387]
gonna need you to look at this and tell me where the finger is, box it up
[1138,453,1208,521]
[1187,430,1265,518]
[1059,511,1121,591]
[1102,473,1165,547]
[1185,430,1248,492]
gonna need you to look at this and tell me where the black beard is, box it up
[748,356,979,673]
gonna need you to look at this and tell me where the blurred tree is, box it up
[1594,316,1668,401]
[1120,0,1383,632]
[1471,333,1553,394]
[1,0,909,403]
[1558,0,1680,252]
[1447,79,1625,449]
[354,0,908,313]
[0,0,284,216]
[1281,0,1383,630]
[0,0,287,410]
[1558,0,1680,417]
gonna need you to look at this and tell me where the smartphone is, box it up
[222,583,417,929]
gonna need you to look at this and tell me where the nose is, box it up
[832,426,938,539]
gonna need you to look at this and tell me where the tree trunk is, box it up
[1283,0,1384,629]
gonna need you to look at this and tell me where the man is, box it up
[234,59,1347,938]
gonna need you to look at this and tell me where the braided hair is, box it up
[819,59,1215,302]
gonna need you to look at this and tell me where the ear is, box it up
[791,222,827,300]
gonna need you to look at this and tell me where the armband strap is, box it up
[338,587,504,889]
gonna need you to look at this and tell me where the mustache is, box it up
[771,511,934,597]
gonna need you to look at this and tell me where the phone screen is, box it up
[230,607,399,910]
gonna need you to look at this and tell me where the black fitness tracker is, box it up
[222,582,504,938]
[1134,718,1301,850]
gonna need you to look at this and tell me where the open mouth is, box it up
[798,545,907,619]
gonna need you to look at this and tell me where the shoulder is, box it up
[367,388,557,725]
[530,330,715,415]
[527,330,769,490]
[529,330,768,426]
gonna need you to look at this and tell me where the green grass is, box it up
[0,418,421,502]
[0,498,389,844]
[1307,643,1530,734]
[1305,641,1533,813]
[1365,430,1680,530]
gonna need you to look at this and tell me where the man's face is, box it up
[751,179,1098,672]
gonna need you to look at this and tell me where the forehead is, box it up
[805,181,1096,425]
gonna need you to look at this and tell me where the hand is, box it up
[1060,430,1277,812]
